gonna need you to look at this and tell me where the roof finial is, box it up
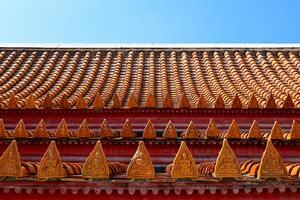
[178,93,190,108]
[60,95,70,109]
[120,119,135,138]
[225,119,241,139]
[111,94,121,109]
[196,94,207,108]
[38,141,65,179]
[14,119,28,138]
[163,120,177,138]
[43,93,53,109]
[143,120,156,139]
[257,140,287,178]
[93,93,104,109]
[0,140,21,177]
[82,140,110,178]
[248,120,262,139]
[25,94,36,109]
[265,93,277,109]
[282,93,294,109]
[205,119,220,138]
[183,121,198,139]
[230,94,242,109]
[7,95,18,109]
[162,93,173,108]
[214,94,225,109]
[269,121,284,140]
[288,120,300,139]
[170,141,198,179]
[247,93,259,109]
[33,119,49,138]
[77,119,90,138]
[213,139,242,178]
[0,119,7,138]
[98,119,114,138]
[76,96,87,109]
[145,91,156,108]
[126,141,155,179]
[55,119,70,138]
[127,92,138,108]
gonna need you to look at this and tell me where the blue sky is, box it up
[0,0,299,43]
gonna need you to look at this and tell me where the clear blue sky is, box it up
[0,0,299,43]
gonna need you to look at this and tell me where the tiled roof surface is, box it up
[0,48,299,109]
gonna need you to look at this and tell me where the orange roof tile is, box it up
[0,48,298,110]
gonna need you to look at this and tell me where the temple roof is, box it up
[0,45,300,196]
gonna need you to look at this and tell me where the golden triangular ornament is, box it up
[213,139,242,178]
[120,119,135,138]
[14,119,28,138]
[183,121,198,139]
[265,93,277,109]
[99,119,114,138]
[163,120,177,138]
[33,119,49,138]
[93,93,104,109]
[25,94,36,109]
[248,120,262,139]
[230,94,242,109]
[282,93,294,109]
[178,93,190,108]
[288,120,300,139]
[247,93,259,109]
[60,95,70,109]
[43,93,53,109]
[205,119,220,138]
[214,94,225,108]
[145,92,156,108]
[126,141,155,179]
[196,94,207,108]
[76,96,87,109]
[0,140,21,177]
[7,95,18,109]
[225,119,241,139]
[77,119,90,138]
[55,119,70,138]
[111,94,121,109]
[82,141,110,178]
[269,121,284,140]
[0,119,7,138]
[143,120,156,139]
[38,141,65,179]
[127,92,138,108]
[170,141,198,179]
[162,93,173,108]
[257,140,287,178]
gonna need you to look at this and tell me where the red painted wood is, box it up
[0,190,299,200]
